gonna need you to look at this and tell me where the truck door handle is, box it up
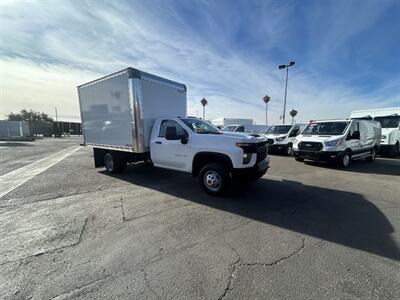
[155,141,162,144]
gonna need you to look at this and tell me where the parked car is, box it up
[78,67,270,196]
[351,107,399,156]
[263,124,306,155]
[293,119,381,168]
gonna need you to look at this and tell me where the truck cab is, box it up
[293,119,381,168]
[150,117,269,195]
[263,124,306,155]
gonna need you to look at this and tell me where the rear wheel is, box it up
[104,152,127,173]
[286,144,293,156]
[199,163,230,196]
[338,151,351,168]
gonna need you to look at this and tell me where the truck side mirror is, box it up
[165,127,179,140]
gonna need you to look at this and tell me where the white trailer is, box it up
[210,118,253,127]
[351,107,399,155]
[78,68,270,195]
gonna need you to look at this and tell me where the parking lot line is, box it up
[0,146,81,198]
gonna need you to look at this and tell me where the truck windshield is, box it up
[181,118,222,134]
[266,125,292,134]
[223,125,238,132]
[302,122,349,136]
[374,116,400,128]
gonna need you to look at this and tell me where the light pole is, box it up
[200,98,208,120]
[263,95,270,125]
[278,61,295,124]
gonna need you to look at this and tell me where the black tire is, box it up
[286,143,293,156]
[198,163,230,196]
[366,148,376,162]
[104,152,127,173]
[295,157,304,162]
[338,151,351,168]
[389,142,399,158]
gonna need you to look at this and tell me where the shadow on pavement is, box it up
[304,158,400,176]
[101,163,400,261]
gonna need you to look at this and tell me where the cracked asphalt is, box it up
[1,137,399,299]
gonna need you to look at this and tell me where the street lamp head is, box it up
[200,98,208,107]
[263,95,270,104]
[289,61,295,67]
[278,65,286,70]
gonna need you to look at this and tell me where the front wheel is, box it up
[199,163,230,196]
[338,151,351,168]
[286,144,293,156]
[295,157,304,162]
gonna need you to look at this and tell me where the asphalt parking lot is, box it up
[1,137,399,299]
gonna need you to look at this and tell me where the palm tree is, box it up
[289,109,298,124]
[200,98,208,119]
[263,95,270,125]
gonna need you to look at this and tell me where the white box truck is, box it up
[351,107,400,156]
[78,68,269,195]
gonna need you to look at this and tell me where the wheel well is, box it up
[192,152,233,177]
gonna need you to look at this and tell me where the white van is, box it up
[351,107,400,156]
[263,124,306,155]
[293,119,381,168]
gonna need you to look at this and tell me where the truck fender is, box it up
[192,152,233,177]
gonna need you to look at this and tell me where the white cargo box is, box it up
[78,68,187,153]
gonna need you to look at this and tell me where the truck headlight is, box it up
[276,136,286,141]
[325,139,341,147]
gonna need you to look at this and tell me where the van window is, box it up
[235,126,245,132]
[289,126,300,137]
[348,121,360,138]
[159,120,187,137]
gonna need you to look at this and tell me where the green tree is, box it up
[7,109,54,123]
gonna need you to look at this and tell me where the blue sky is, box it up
[1,0,399,123]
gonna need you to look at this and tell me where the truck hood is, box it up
[297,135,342,143]
[264,134,286,140]
[221,131,262,139]
[197,132,266,144]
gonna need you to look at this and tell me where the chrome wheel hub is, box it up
[343,155,350,167]
[204,170,221,192]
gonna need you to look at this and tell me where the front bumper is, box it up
[268,143,288,152]
[379,144,396,152]
[293,150,344,161]
[232,157,270,178]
